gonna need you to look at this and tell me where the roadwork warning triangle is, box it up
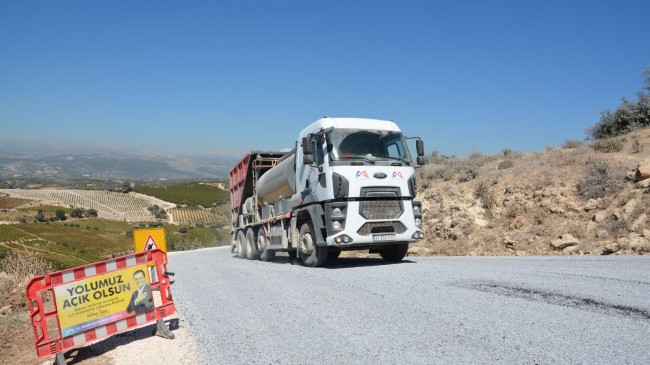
[144,234,159,251]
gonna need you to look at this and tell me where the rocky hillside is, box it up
[413,128,650,256]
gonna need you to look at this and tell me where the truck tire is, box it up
[245,228,259,260]
[298,221,328,267]
[236,230,247,259]
[379,242,409,262]
[257,232,275,262]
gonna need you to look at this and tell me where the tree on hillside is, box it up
[55,209,67,221]
[34,209,46,223]
[120,180,133,193]
[87,208,98,217]
[70,208,85,218]
[587,66,650,139]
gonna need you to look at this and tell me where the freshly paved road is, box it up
[169,247,650,364]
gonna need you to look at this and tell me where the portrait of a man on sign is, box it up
[126,269,154,314]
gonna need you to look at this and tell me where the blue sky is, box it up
[1,0,649,157]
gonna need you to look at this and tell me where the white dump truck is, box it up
[229,117,425,267]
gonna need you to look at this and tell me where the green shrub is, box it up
[561,139,583,149]
[578,160,624,199]
[475,181,496,211]
[498,160,514,170]
[457,165,479,182]
[591,138,624,153]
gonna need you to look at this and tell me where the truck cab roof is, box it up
[299,117,401,138]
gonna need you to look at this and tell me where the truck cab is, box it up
[294,118,424,262]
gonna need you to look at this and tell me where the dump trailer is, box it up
[229,117,426,267]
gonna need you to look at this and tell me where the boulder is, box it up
[0,305,12,315]
[631,214,647,231]
[636,163,650,181]
[592,212,606,223]
[583,199,598,212]
[623,199,637,217]
[550,207,565,215]
[503,238,517,249]
[596,230,609,238]
[603,242,621,254]
[643,229,650,239]
[550,234,580,250]
[611,210,623,221]
[566,202,581,213]
[563,245,580,254]
[637,178,650,189]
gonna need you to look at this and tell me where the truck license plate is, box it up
[373,234,396,242]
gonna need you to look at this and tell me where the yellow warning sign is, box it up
[134,228,167,258]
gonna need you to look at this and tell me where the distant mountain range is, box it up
[0,141,238,180]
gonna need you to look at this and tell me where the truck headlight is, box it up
[413,205,420,214]
[332,207,342,216]
[415,218,422,228]
[332,220,341,230]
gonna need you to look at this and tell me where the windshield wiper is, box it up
[339,156,375,165]
[380,156,410,165]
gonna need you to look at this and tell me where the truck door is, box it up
[297,133,330,203]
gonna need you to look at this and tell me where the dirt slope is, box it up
[411,128,650,257]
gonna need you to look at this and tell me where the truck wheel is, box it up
[379,242,409,262]
[298,221,328,267]
[257,232,275,262]
[246,228,259,260]
[236,230,247,259]
[327,248,341,261]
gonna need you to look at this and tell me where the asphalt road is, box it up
[169,248,650,364]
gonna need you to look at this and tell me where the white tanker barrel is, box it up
[256,153,296,205]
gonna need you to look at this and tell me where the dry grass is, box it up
[0,248,51,308]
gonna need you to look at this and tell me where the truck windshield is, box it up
[327,129,413,164]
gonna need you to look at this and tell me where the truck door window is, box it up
[311,134,325,165]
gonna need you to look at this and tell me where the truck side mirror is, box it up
[417,156,425,165]
[416,140,424,157]
[302,137,312,155]
[302,136,314,165]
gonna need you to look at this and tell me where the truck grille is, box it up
[359,187,404,220]
[357,222,407,235]
[359,200,403,220]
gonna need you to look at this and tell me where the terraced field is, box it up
[0,189,174,221]
[0,224,88,269]
[169,208,224,224]
[0,224,39,243]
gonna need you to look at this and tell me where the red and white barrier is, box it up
[25,249,175,358]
